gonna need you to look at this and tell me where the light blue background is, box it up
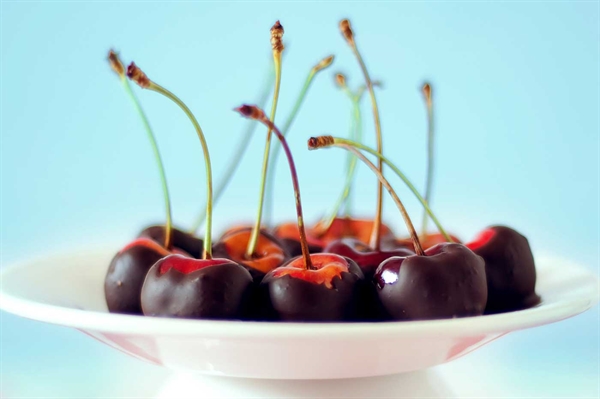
[1,1,598,397]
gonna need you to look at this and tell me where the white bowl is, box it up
[0,248,597,379]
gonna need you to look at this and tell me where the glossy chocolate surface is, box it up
[375,243,487,320]
[260,255,364,322]
[141,255,253,319]
[467,225,540,313]
[138,225,204,259]
[105,240,167,314]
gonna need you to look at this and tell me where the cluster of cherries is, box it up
[104,20,540,322]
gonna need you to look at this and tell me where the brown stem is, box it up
[235,105,314,270]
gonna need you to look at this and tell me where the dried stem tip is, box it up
[270,21,285,54]
[235,105,266,121]
[126,62,150,89]
[108,50,125,77]
[313,55,335,73]
[335,73,347,88]
[422,82,432,105]
[307,135,335,150]
[339,19,354,45]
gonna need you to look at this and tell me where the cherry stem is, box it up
[264,55,334,226]
[421,83,434,236]
[341,20,384,250]
[190,64,274,234]
[311,141,424,256]
[236,105,314,270]
[317,87,364,233]
[109,52,172,249]
[247,23,283,259]
[309,136,452,243]
[145,82,214,259]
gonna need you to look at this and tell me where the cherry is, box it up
[129,62,251,319]
[374,243,487,320]
[309,133,484,321]
[141,255,252,319]
[236,104,364,321]
[105,238,171,314]
[466,225,540,313]
[212,227,290,282]
[138,225,203,259]
[104,51,176,315]
[261,253,363,321]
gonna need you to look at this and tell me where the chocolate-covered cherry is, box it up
[141,255,252,319]
[261,253,363,321]
[105,238,171,314]
[375,243,487,320]
[467,225,540,313]
[139,225,203,259]
[309,132,478,321]
[128,61,253,319]
[212,227,290,282]
[105,52,178,315]
[236,104,366,321]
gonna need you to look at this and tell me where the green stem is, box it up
[147,82,214,259]
[122,78,172,249]
[421,97,434,235]
[263,68,316,226]
[190,66,273,233]
[317,137,452,243]
[246,54,282,258]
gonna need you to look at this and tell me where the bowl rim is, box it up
[0,248,598,338]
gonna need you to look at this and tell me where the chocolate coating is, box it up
[141,255,253,319]
[375,243,488,320]
[468,225,540,313]
[139,225,204,259]
[260,256,364,322]
[105,243,165,314]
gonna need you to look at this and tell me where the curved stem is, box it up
[421,91,434,235]
[190,66,273,233]
[328,144,424,256]
[264,68,315,226]
[350,43,384,250]
[246,54,282,258]
[237,106,313,269]
[147,82,213,259]
[121,79,173,249]
[315,137,452,243]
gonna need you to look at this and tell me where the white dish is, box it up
[0,248,597,379]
